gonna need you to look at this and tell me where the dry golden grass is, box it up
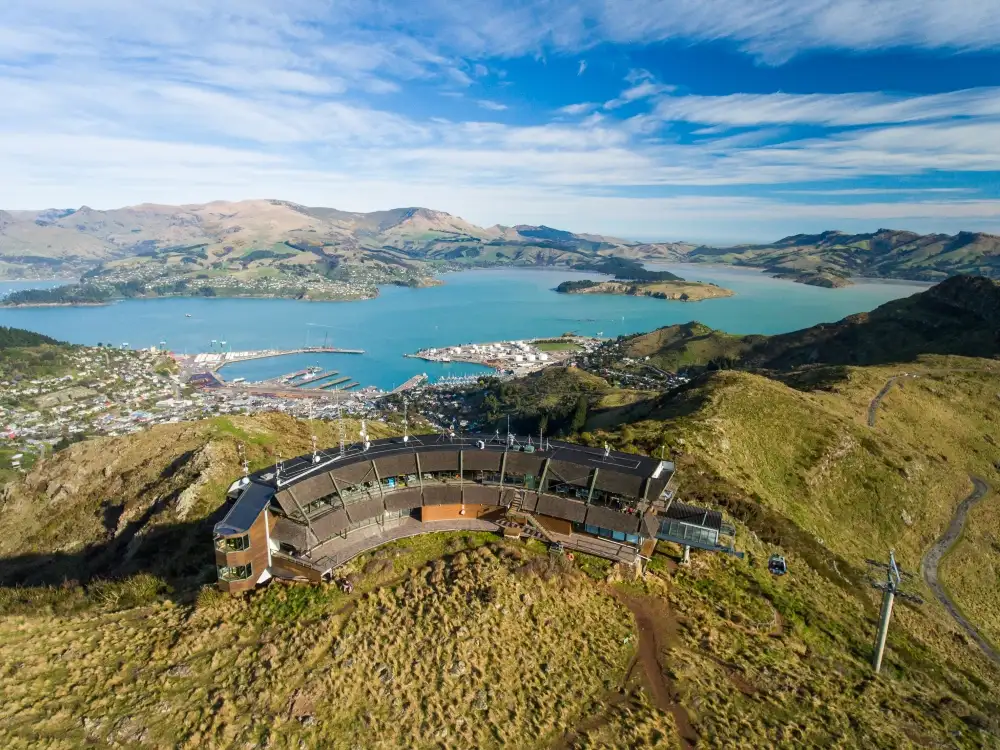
[0,536,635,750]
[652,535,1000,749]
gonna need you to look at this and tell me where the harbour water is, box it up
[0,267,931,390]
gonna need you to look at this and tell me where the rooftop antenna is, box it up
[337,391,346,457]
[275,449,283,481]
[866,549,923,673]
[360,419,370,451]
[402,396,410,443]
[237,442,249,478]
[604,442,611,459]
[308,401,321,463]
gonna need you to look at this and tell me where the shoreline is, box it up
[1,264,943,309]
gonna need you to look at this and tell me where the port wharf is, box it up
[406,336,597,374]
[190,346,364,372]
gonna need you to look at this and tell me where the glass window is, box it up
[612,530,626,542]
[584,524,600,536]
[625,533,639,545]
[218,562,253,581]
[216,534,250,552]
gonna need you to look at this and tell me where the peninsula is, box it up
[555,278,734,301]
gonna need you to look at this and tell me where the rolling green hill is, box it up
[689,228,1000,285]
[743,275,1000,369]
[615,277,1000,375]
[622,322,764,371]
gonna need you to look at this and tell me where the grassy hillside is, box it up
[622,322,763,372]
[745,276,1000,369]
[2,395,1000,746]
[474,367,650,436]
[612,277,1000,375]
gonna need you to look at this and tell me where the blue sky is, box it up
[2,0,1000,243]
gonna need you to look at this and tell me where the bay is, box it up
[0,266,931,390]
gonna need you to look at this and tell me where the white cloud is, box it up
[557,102,598,116]
[653,89,1000,128]
[477,99,508,111]
[775,188,975,196]
[605,71,676,109]
[578,59,587,75]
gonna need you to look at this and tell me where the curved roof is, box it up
[215,433,674,536]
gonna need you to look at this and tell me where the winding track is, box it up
[920,476,1000,667]
[866,373,1000,666]
[867,374,915,427]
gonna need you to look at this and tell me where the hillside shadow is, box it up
[765,364,854,393]
[0,504,229,601]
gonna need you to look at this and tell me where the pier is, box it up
[390,374,428,394]
[319,376,351,390]
[294,370,339,388]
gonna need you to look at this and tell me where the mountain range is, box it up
[1,199,998,286]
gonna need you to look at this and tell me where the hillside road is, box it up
[920,476,1000,667]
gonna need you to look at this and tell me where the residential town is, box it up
[0,343,490,479]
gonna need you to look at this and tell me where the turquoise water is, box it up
[0,267,930,390]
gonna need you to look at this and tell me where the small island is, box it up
[555,279,734,301]
[769,270,852,288]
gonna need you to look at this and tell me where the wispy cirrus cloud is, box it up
[654,89,1000,128]
[604,69,676,109]
[477,99,508,111]
[557,102,599,116]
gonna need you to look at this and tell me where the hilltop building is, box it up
[213,434,738,592]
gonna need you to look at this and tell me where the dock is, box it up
[319,376,351,390]
[191,346,365,372]
[390,374,428,395]
[295,370,339,388]
[281,368,313,383]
